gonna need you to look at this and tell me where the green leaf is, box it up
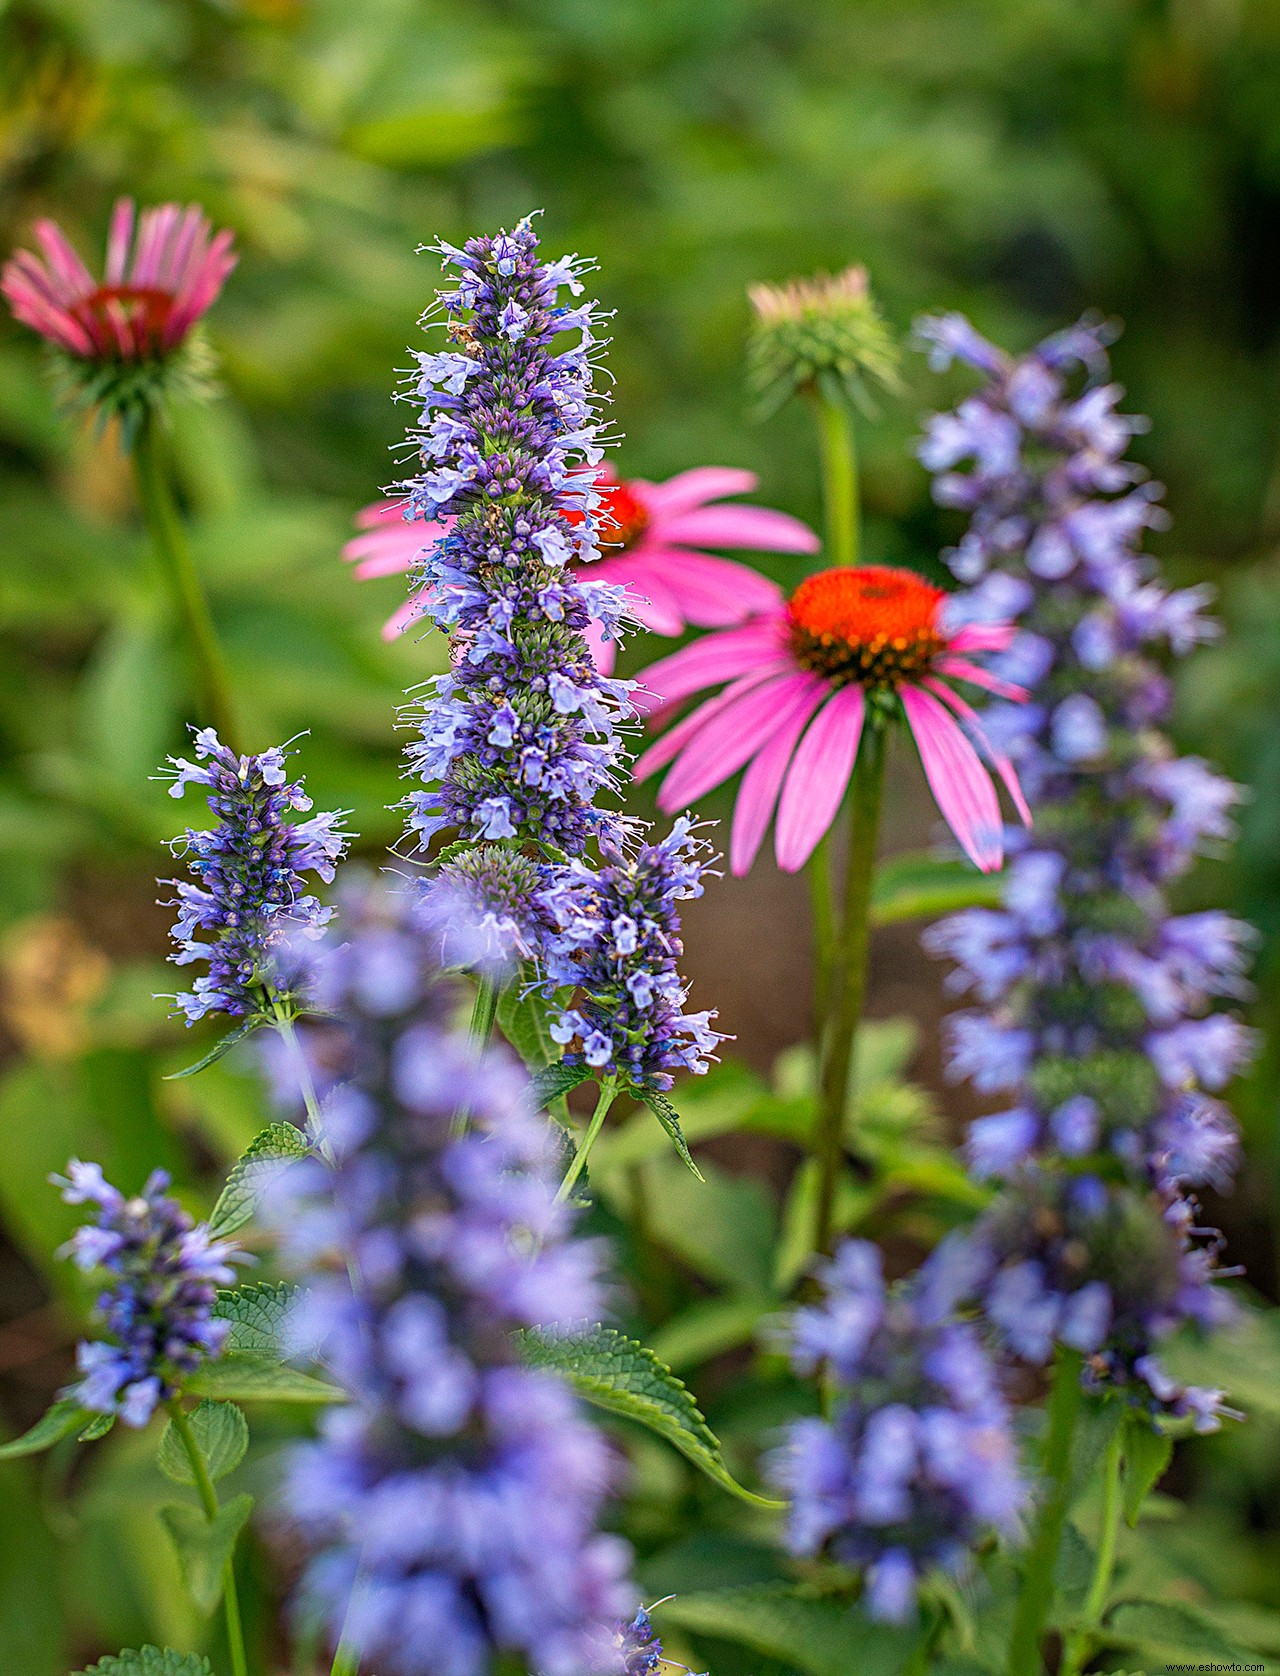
[635,1086,704,1179]
[0,1395,92,1460]
[530,1061,591,1111]
[1103,1599,1251,1661]
[519,1324,781,1508]
[647,1295,774,1373]
[1122,1419,1173,1527]
[497,980,556,1070]
[75,1649,213,1676]
[208,1121,309,1239]
[637,1154,775,1295]
[185,1351,345,1405]
[654,1585,925,1676]
[870,850,1002,925]
[1160,1303,1280,1422]
[0,1435,67,1673]
[211,1281,298,1355]
[159,1493,254,1614]
[78,1413,116,1442]
[158,1401,248,1485]
[164,1018,267,1080]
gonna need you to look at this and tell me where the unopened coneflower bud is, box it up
[747,264,902,418]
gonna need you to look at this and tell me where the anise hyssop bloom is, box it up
[635,563,1028,875]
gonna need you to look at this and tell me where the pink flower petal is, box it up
[633,466,759,517]
[922,677,1032,826]
[633,550,784,625]
[633,617,789,710]
[656,672,809,811]
[382,593,432,641]
[604,559,686,635]
[634,668,789,779]
[31,220,93,301]
[657,503,819,554]
[582,617,616,675]
[948,623,1017,654]
[900,685,1003,872]
[730,676,829,875]
[105,199,134,286]
[935,653,1028,701]
[774,685,866,872]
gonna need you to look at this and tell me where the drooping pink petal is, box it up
[632,617,789,711]
[729,676,829,875]
[922,676,1032,826]
[636,550,785,625]
[935,653,1028,701]
[657,503,820,554]
[900,685,1004,872]
[632,466,759,517]
[634,668,790,779]
[582,617,616,675]
[948,623,1017,654]
[774,685,866,872]
[0,271,93,354]
[656,672,809,811]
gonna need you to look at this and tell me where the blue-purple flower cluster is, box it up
[401,218,635,861]
[916,314,1251,1422]
[614,1606,706,1676]
[540,817,727,1091]
[770,1241,1027,1624]
[53,1160,240,1426]
[268,880,634,1676]
[163,728,351,1023]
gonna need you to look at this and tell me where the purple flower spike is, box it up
[539,816,728,1091]
[400,217,637,860]
[771,1240,1028,1624]
[267,879,634,1676]
[162,728,352,1024]
[52,1161,242,1426]
[916,318,1253,1419]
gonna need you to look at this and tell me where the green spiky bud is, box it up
[746,265,903,418]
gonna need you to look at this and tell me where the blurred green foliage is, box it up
[3,0,1280,1668]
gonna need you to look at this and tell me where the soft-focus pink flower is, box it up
[342,464,817,662]
[1,199,236,360]
[633,564,1030,877]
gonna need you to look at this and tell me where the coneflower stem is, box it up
[556,1077,618,1203]
[1005,1348,1084,1676]
[166,1398,250,1676]
[810,391,859,568]
[1059,1423,1125,1676]
[132,413,241,752]
[807,833,836,1051]
[812,722,885,1256]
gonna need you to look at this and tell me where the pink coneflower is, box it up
[634,564,1030,876]
[2,199,236,362]
[343,464,817,662]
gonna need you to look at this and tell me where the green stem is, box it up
[132,413,241,752]
[166,1398,249,1676]
[810,391,859,567]
[806,831,836,1051]
[556,1078,617,1203]
[272,999,333,1163]
[329,1643,361,1676]
[450,973,503,1138]
[1005,1348,1085,1676]
[812,723,886,1256]
[1059,1424,1125,1676]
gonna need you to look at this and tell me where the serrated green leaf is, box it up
[208,1121,309,1239]
[185,1351,345,1405]
[635,1086,704,1179]
[1123,1419,1173,1527]
[163,1017,267,1080]
[497,980,555,1070]
[530,1060,591,1110]
[0,1395,91,1460]
[212,1281,298,1355]
[654,1585,925,1676]
[519,1324,781,1508]
[158,1401,248,1485]
[75,1648,214,1676]
[1103,1599,1251,1661]
[160,1493,254,1614]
